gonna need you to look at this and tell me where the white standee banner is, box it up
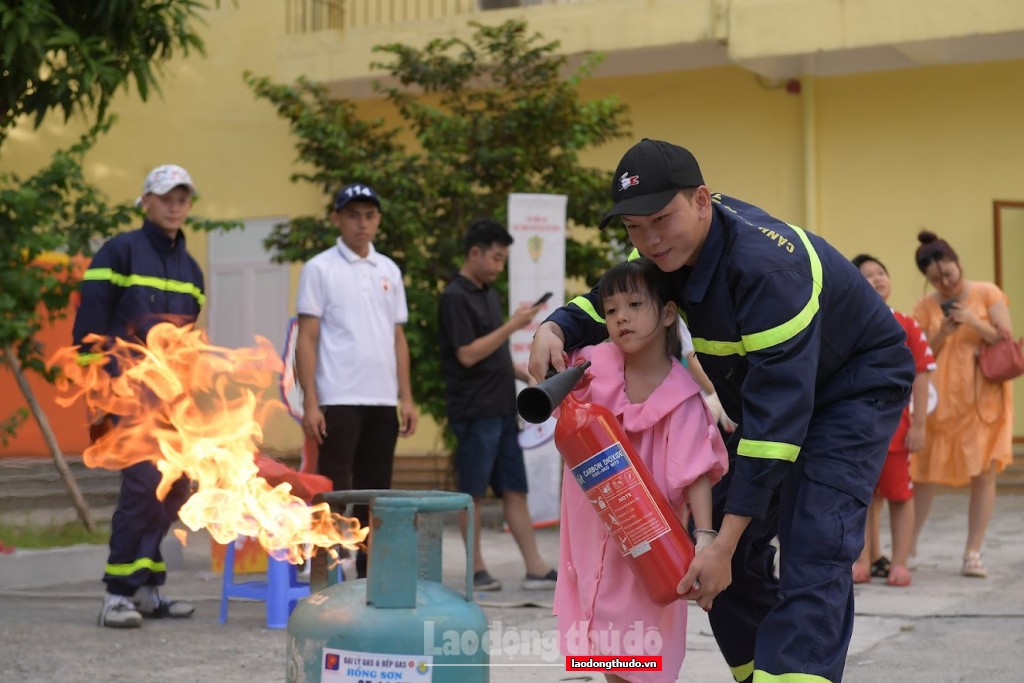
[508,193,567,526]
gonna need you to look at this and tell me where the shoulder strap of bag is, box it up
[974,359,1004,425]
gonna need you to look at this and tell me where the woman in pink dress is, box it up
[554,258,729,683]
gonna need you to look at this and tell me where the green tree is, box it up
[0,120,238,444]
[0,0,233,442]
[247,19,630,430]
[0,1,231,527]
[1,0,214,142]
[0,121,134,443]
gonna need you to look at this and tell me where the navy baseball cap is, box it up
[599,139,705,228]
[333,183,381,211]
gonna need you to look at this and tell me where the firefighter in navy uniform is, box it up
[529,139,914,682]
[73,165,205,629]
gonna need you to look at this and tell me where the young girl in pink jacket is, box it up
[555,258,729,683]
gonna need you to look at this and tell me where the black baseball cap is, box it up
[333,182,381,211]
[599,139,705,229]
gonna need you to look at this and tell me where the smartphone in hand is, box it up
[940,299,957,316]
[533,292,554,307]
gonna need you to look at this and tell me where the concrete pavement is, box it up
[1,491,1022,682]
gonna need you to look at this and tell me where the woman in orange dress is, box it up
[910,230,1014,578]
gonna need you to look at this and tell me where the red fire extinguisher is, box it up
[518,361,695,606]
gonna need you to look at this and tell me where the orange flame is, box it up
[50,323,366,564]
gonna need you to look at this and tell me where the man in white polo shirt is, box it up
[295,182,418,578]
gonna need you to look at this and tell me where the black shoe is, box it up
[870,556,891,578]
[473,570,502,592]
[521,569,557,590]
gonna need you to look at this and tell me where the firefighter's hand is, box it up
[528,321,566,383]
[678,540,732,612]
[302,402,327,445]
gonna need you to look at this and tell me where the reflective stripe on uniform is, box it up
[730,660,755,682]
[742,226,822,352]
[691,225,822,357]
[105,557,167,576]
[569,295,604,324]
[692,338,747,356]
[573,248,644,323]
[737,438,800,462]
[83,267,206,306]
[753,670,832,683]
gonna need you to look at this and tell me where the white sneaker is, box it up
[98,594,143,629]
[134,585,195,619]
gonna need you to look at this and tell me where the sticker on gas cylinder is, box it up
[320,648,432,682]
[570,441,670,558]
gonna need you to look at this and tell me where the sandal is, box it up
[962,551,987,578]
[852,563,872,584]
[887,564,911,587]
[870,556,891,578]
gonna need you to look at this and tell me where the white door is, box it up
[207,217,290,353]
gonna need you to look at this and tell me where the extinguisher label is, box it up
[570,442,671,558]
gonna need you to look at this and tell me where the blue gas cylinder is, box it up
[286,490,489,683]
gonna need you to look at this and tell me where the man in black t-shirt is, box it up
[439,219,557,592]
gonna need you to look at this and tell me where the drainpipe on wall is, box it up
[711,0,730,43]
[801,75,819,234]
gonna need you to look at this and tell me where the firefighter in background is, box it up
[73,165,204,629]
[529,139,914,682]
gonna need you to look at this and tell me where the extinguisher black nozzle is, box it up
[517,360,591,424]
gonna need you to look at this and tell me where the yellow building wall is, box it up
[3,2,328,216]
[816,59,1024,315]
[0,1,446,457]
[575,60,1024,319]
[4,2,1023,452]
[578,66,806,225]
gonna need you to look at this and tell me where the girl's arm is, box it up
[686,474,718,553]
[688,353,737,432]
[685,352,715,394]
[905,370,930,452]
[686,474,713,531]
